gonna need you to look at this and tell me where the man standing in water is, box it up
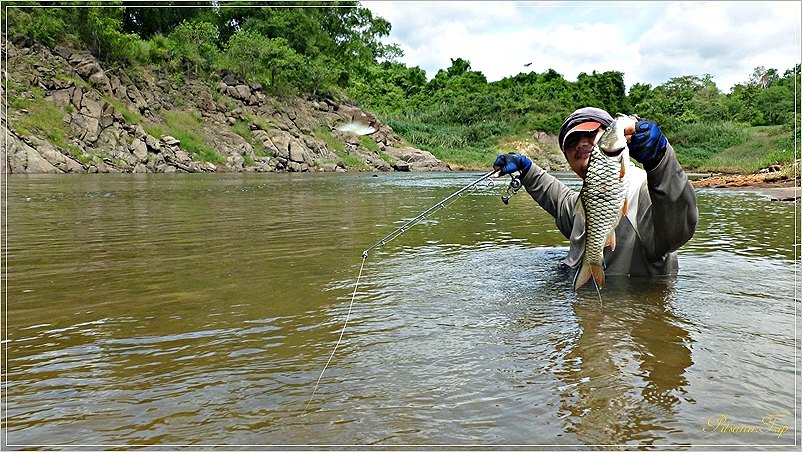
[493,107,698,279]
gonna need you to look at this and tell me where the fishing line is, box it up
[302,170,518,414]
[303,254,367,415]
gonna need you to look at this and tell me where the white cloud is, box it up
[634,1,801,89]
[364,1,801,92]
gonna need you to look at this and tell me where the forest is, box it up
[5,1,799,172]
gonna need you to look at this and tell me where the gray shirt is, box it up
[521,143,698,276]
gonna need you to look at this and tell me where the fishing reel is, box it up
[501,172,523,205]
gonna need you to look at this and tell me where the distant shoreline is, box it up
[690,172,799,201]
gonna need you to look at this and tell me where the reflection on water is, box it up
[3,173,798,448]
[555,278,694,446]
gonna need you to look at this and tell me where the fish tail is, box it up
[574,262,606,290]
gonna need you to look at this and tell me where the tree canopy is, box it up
[5,2,798,169]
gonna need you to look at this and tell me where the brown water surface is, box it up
[3,172,798,448]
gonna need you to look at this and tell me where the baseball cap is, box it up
[561,121,602,149]
[557,107,613,153]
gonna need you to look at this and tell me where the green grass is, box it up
[102,94,142,124]
[687,125,795,173]
[314,126,369,169]
[314,126,345,153]
[231,117,272,158]
[360,135,380,153]
[144,109,225,164]
[12,97,85,159]
[359,135,395,164]
[380,113,516,169]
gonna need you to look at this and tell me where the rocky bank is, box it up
[2,35,451,174]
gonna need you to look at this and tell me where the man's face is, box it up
[563,130,599,179]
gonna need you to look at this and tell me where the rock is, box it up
[71,86,84,109]
[172,150,190,165]
[125,84,148,111]
[70,53,102,78]
[383,146,451,171]
[198,90,216,111]
[221,69,239,86]
[77,115,101,144]
[99,102,115,128]
[235,85,251,100]
[162,135,181,146]
[81,96,103,118]
[12,34,34,48]
[133,163,149,173]
[145,134,161,152]
[227,154,245,169]
[373,159,392,172]
[8,137,61,173]
[288,140,314,166]
[130,138,149,162]
[5,37,452,175]
[250,92,266,105]
[133,124,147,140]
[270,132,291,159]
[88,70,112,94]
[49,88,73,108]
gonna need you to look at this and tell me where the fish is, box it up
[574,114,632,290]
[336,120,376,136]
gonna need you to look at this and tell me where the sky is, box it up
[361,1,801,93]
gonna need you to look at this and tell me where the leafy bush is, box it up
[671,121,751,153]
[169,20,220,76]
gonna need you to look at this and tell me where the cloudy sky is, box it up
[362,1,801,93]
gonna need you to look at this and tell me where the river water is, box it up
[3,172,799,449]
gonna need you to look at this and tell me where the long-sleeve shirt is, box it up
[520,143,698,276]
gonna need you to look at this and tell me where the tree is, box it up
[122,1,214,39]
[748,66,779,89]
[169,20,220,76]
[223,29,271,83]
[755,83,794,125]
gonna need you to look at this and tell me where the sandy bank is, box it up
[691,173,799,201]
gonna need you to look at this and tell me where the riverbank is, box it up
[4,35,452,175]
[690,168,799,201]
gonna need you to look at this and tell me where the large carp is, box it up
[574,114,632,290]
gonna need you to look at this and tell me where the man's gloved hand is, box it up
[628,118,667,171]
[493,153,532,176]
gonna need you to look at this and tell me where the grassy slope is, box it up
[424,125,797,175]
[684,125,796,174]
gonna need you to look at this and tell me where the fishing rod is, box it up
[361,170,522,259]
[303,169,523,414]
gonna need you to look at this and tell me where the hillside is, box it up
[3,36,457,174]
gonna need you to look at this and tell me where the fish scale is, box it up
[574,115,630,290]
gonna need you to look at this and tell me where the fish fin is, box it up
[619,159,626,180]
[573,263,592,290]
[574,262,606,290]
[590,263,606,288]
[606,230,616,251]
[621,197,629,216]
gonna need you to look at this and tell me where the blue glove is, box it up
[493,153,532,176]
[629,118,667,171]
